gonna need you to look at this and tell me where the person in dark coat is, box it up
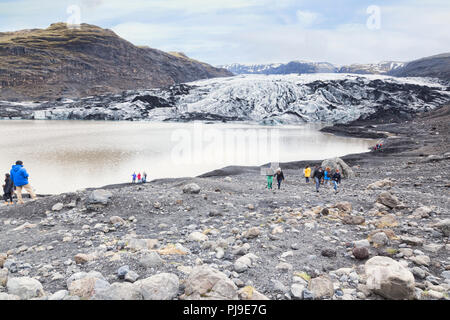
[312,167,324,192]
[3,173,14,204]
[332,169,342,193]
[274,168,285,190]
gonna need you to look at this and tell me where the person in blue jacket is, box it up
[10,160,37,204]
[324,167,331,185]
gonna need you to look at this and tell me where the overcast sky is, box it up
[0,0,449,66]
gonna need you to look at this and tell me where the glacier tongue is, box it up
[166,74,450,124]
[1,74,449,124]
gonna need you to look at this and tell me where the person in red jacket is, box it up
[137,172,142,182]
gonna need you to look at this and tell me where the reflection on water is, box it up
[0,120,376,194]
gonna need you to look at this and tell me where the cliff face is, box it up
[0,23,232,101]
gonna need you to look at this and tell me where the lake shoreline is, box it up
[0,104,448,301]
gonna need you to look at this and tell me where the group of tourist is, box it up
[131,171,147,184]
[266,165,342,193]
[266,168,285,190]
[2,160,37,205]
[305,165,342,193]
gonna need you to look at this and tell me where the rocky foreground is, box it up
[0,106,449,301]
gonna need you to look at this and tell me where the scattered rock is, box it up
[52,202,64,211]
[182,183,201,194]
[367,179,395,190]
[309,276,334,299]
[134,273,179,300]
[334,201,352,213]
[353,247,370,260]
[188,231,208,242]
[243,227,261,239]
[182,265,238,300]
[365,256,415,300]
[87,189,113,205]
[342,215,365,225]
[321,249,337,258]
[433,219,450,236]
[139,251,165,268]
[376,192,402,209]
[6,277,45,300]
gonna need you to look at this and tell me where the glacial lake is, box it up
[0,120,377,194]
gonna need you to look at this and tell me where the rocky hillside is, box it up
[0,23,232,101]
[2,74,448,124]
[390,53,450,82]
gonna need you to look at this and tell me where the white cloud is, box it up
[296,10,319,27]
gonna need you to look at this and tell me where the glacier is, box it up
[0,74,449,124]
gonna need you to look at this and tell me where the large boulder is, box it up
[134,273,179,300]
[6,277,45,300]
[87,189,113,205]
[182,265,238,300]
[365,256,415,300]
[92,282,143,300]
[433,219,450,236]
[321,157,354,178]
[67,271,110,300]
[308,275,334,299]
[376,192,402,209]
[367,179,395,190]
[182,183,201,194]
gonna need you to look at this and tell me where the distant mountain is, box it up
[0,23,232,101]
[389,53,450,81]
[219,60,407,76]
[338,61,405,75]
[218,61,337,75]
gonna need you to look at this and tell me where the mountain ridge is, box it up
[0,22,232,101]
[219,53,450,82]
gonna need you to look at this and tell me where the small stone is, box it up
[352,247,370,260]
[291,283,305,300]
[243,227,261,239]
[321,249,337,258]
[410,255,430,267]
[110,216,125,225]
[124,271,140,283]
[74,253,92,264]
[342,215,365,225]
[117,265,130,279]
[188,231,208,242]
[52,203,64,211]
[139,252,165,268]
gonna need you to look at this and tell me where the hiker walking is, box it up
[266,173,273,190]
[274,168,285,190]
[3,173,14,205]
[332,169,342,193]
[142,172,147,183]
[312,166,324,192]
[10,161,37,204]
[304,166,311,183]
[324,167,331,185]
[132,172,136,183]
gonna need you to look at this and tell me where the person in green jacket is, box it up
[267,174,273,189]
